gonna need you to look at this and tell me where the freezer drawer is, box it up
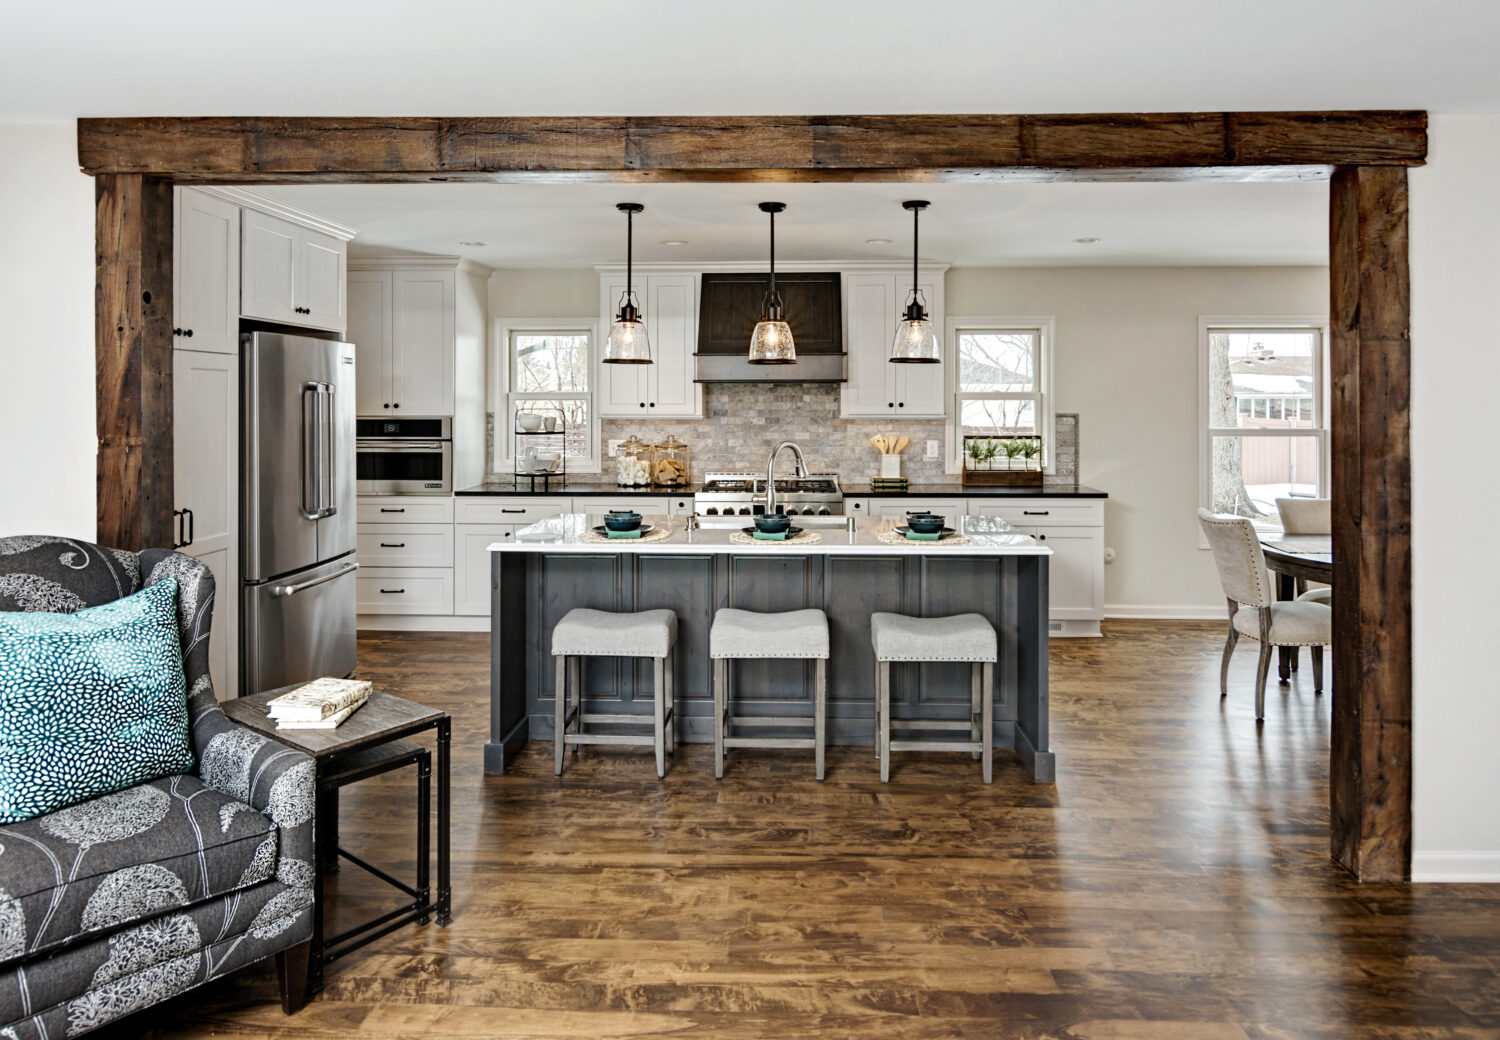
[241,556,358,697]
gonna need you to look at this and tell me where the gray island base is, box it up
[486,515,1054,782]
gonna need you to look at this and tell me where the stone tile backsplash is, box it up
[488,383,1078,486]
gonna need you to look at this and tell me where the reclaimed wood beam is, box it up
[1328,164,1413,882]
[77,111,1426,180]
[95,173,174,552]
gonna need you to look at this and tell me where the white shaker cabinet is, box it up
[173,188,239,356]
[241,209,347,332]
[596,272,703,418]
[967,497,1105,636]
[841,270,946,419]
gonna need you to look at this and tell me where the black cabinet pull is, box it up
[172,508,183,549]
[379,542,406,548]
[379,588,406,594]
[1022,510,1049,516]
[500,508,525,514]
[379,507,405,513]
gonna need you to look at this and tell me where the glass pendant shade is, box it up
[748,318,797,363]
[890,290,941,363]
[604,290,652,364]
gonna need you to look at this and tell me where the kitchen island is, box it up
[485,514,1054,781]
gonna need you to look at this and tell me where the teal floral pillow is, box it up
[0,578,193,823]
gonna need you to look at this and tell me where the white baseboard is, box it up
[1412,851,1500,883]
[1105,604,1225,621]
[357,614,489,633]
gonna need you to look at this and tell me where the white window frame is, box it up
[491,319,600,473]
[943,316,1057,475]
[1197,315,1331,539]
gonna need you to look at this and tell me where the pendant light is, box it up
[890,200,940,364]
[603,203,652,364]
[748,202,796,364]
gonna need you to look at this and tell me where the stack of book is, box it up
[267,678,372,730]
[870,476,909,493]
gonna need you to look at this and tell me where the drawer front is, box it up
[455,497,572,524]
[867,499,967,525]
[967,499,1104,527]
[357,496,454,524]
[357,567,453,615]
[580,497,669,518]
[356,524,454,567]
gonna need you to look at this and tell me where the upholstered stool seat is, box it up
[870,611,998,784]
[710,608,830,780]
[552,608,677,779]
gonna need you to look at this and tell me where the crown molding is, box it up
[592,260,950,275]
[349,253,495,278]
[188,186,359,241]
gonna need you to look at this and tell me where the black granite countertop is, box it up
[456,481,1105,498]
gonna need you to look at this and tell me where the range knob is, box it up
[783,507,799,516]
[704,507,718,515]
[738,507,752,516]
[817,507,832,515]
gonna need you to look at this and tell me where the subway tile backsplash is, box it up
[487,383,1078,486]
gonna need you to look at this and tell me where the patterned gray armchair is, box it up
[0,537,314,1036]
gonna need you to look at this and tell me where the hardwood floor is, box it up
[99,622,1500,1039]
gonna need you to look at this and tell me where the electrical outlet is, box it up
[607,439,624,457]
[926,439,940,459]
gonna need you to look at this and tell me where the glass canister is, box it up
[614,435,654,487]
[652,435,691,488]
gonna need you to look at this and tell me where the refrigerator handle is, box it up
[270,560,359,598]
[320,382,337,519]
[301,382,322,521]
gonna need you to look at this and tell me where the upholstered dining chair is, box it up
[1197,509,1332,720]
[1275,497,1332,605]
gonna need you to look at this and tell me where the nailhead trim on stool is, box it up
[871,612,997,784]
[552,608,677,780]
[710,608,830,781]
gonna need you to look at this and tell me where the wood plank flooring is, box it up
[97,622,1500,1039]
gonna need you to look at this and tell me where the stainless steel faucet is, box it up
[765,440,808,515]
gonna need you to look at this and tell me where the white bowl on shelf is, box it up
[517,412,543,432]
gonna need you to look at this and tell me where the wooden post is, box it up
[95,173,174,551]
[1328,165,1413,881]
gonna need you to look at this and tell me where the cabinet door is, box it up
[455,524,516,615]
[299,229,346,331]
[192,547,236,701]
[240,210,300,325]
[391,268,455,415]
[841,273,897,417]
[174,189,240,355]
[893,277,946,417]
[347,270,392,414]
[596,278,646,416]
[646,274,701,416]
[173,349,238,560]
[1029,526,1103,621]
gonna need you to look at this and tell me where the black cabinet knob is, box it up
[172,328,181,337]
[183,328,193,337]
[383,403,390,409]
[898,402,904,408]
[887,402,894,408]
[649,402,655,408]
[393,403,400,409]
[640,402,646,408]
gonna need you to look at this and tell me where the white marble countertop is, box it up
[488,513,1050,556]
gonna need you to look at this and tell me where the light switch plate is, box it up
[608,439,624,457]
[926,439,940,459]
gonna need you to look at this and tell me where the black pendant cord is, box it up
[911,204,919,300]
[626,206,633,299]
[769,207,776,300]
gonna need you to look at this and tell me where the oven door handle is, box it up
[356,441,446,451]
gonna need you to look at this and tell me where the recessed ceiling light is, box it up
[661,239,688,246]
[459,240,485,246]
[1073,237,1101,244]
[866,238,892,245]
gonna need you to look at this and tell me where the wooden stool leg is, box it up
[653,656,667,779]
[569,657,582,753]
[554,655,567,777]
[714,658,726,780]
[970,662,982,760]
[814,658,827,781]
[982,662,994,784]
[873,654,881,758]
[879,660,892,783]
[666,649,676,755]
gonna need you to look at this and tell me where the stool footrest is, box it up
[723,737,817,750]
[888,718,979,731]
[888,739,983,753]
[725,715,816,728]
[578,711,673,725]
[562,732,657,747]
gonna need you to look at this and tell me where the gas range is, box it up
[694,471,845,517]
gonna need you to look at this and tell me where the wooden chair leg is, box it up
[1311,645,1324,694]
[1221,598,1239,698]
[276,938,311,1014]
[981,662,994,785]
[878,661,892,783]
[554,655,567,777]
[653,656,666,779]
[814,658,827,781]
[970,662,982,760]
[714,658,726,779]
[1255,643,1273,721]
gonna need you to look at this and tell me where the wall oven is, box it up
[355,416,452,495]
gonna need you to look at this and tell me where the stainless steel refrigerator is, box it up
[240,330,358,696]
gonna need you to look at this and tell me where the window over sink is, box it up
[944,317,1056,473]
[496,322,598,472]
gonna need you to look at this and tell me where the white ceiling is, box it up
[257,180,1330,268]
[3,1,1500,121]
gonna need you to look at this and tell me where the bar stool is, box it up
[871,612,997,783]
[552,608,677,779]
[711,608,830,780]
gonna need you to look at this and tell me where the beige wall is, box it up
[945,265,1330,616]
[487,268,597,320]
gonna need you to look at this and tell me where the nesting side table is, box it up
[223,688,451,991]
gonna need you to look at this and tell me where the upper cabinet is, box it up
[241,209,349,332]
[596,271,702,418]
[173,188,240,355]
[841,269,946,418]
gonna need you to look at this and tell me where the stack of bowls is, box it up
[754,513,792,534]
[905,513,946,534]
[604,511,642,532]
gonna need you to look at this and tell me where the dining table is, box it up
[1259,534,1333,681]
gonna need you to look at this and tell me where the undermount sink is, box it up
[688,513,857,530]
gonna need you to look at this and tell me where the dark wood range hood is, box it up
[694,271,846,382]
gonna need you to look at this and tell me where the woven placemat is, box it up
[875,529,972,547]
[578,526,674,545]
[728,530,824,546]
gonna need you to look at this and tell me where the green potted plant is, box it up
[1019,438,1043,470]
[1003,438,1026,470]
[965,438,987,471]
